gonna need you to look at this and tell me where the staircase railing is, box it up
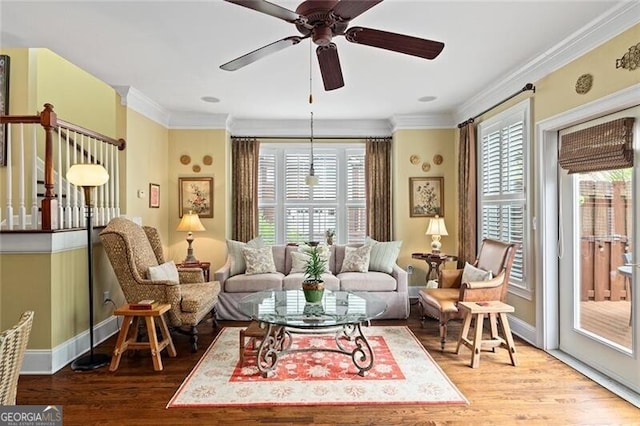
[0,103,126,231]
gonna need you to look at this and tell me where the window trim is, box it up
[477,98,533,300]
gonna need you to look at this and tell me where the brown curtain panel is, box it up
[365,137,392,241]
[458,122,477,264]
[231,137,259,242]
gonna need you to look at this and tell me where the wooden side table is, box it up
[411,253,457,282]
[179,261,211,281]
[456,301,518,368]
[109,303,177,372]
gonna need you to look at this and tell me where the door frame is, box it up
[535,83,639,384]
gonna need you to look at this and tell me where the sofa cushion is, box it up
[180,281,221,313]
[338,271,397,292]
[224,272,285,293]
[243,246,277,275]
[365,237,402,274]
[283,273,340,291]
[147,260,179,284]
[227,236,265,277]
[340,245,371,273]
[461,262,492,283]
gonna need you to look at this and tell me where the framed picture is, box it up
[0,55,10,167]
[179,177,213,218]
[409,177,444,218]
[149,183,160,208]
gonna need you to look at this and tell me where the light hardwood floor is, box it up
[16,303,640,425]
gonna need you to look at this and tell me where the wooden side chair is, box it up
[0,311,34,405]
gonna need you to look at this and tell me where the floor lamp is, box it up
[67,163,111,371]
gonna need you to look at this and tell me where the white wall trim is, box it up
[113,85,171,127]
[509,314,537,346]
[228,118,393,137]
[390,113,456,130]
[0,229,95,253]
[168,111,230,129]
[21,316,119,374]
[454,1,640,124]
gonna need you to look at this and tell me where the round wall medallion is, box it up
[575,74,593,94]
[203,155,213,165]
[433,154,443,165]
[422,162,431,172]
[180,155,191,165]
[410,154,420,165]
[192,164,201,173]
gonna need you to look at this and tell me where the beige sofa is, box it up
[214,244,409,320]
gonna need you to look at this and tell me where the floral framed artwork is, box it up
[149,183,160,208]
[179,177,213,218]
[409,177,444,218]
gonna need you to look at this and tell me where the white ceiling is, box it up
[0,0,633,127]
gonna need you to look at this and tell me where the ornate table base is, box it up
[256,323,375,377]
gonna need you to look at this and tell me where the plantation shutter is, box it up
[347,150,366,243]
[559,117,634,173]
[258,151,276,244]
[285,153,310,200]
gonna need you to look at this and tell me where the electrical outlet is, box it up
[103,291,110,303]
[407,265,414,275]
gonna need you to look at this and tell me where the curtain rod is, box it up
[231,136,389,141]
[457,83,535,128]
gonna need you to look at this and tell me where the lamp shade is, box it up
[425,216,449,236]
[305,174,319,186]
[67,164,109,187]
[177,211,206,232]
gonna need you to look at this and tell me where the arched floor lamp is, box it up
[67,163,111,371]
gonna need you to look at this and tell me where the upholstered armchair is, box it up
[100,217,220,351]
[419,239,517,350]
[0,311,34,405]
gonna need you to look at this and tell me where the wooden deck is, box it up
[14,303,639,425]
[580,300,632,349]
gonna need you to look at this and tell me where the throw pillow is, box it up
[226,236,265,276]
[340,245,372,273]
[243,246,277,275]
[461,262,493,283]
[147,260,179,284]
[365,237,402,274]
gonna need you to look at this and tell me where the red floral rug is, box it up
[167,326,467,407]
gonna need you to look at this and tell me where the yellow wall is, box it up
[167,129,229,270]
[392,128,458,287]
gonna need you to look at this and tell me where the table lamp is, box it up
[425,215,448,254]
[177,211,205,264]
[67,163,111,371]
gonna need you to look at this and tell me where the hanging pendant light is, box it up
[306,39,319,187]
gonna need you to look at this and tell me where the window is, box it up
[478,99,531,298]
[258,143,366,245]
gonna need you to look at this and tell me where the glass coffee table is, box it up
[238,289,387,377]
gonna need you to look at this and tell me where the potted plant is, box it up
[302,244,328,303]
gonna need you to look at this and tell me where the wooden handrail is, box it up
[56,119,126,150]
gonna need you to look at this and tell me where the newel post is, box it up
[40,103,58,230]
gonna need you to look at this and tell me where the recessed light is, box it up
[201,96,220,103]
[418,96,437,102]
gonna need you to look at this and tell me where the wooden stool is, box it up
[109,303,177,372]
[456,301,518,368]
[239,321,268,365]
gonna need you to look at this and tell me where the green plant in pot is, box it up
[302,244,328,303]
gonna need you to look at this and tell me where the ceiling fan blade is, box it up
[224,0,307,24]
[332,0,383,21]
[345,26,444,60]
[316,43,344,91]
[220,36,304,71]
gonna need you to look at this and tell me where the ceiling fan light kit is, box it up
[221,0,444,91]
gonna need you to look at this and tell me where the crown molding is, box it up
[454,1,640,124]
[113,85,171,127]
[168,111,230,129]
[227,118,393,137]
[390,113,456,130]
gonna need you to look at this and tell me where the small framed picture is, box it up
[409,177,444,218]
[149,183,160,208]
[179,177,213,218]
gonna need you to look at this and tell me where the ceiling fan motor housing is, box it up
[295,0,343,46]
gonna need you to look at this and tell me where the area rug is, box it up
[167,326,467,407]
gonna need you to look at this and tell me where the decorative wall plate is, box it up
[422,162,431,172]
[433,154,443,165]
[203,155,213,165]
[575,74,593,94]
[410,154,420,165]
[180,155,191,165]
[192,164,201,173]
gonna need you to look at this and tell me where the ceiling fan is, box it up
[220,0,445,91]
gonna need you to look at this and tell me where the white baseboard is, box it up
[408,286,421,298]
[507,314,537,347]
[21,316,120,374]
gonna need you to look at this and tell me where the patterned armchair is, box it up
[100,217,220,351]
[419,239,517,350]
[0,311,34,405]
